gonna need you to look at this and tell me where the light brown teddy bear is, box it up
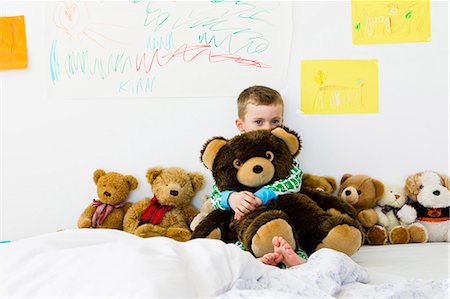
[78,169,138,229]
[124,167,203,241]
[339,174,385,244]
[302,173,337,194]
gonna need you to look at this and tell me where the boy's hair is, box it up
[237,85,284,119]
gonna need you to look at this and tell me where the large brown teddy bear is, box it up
[192,127,363,257]
[123,167,203,242]
[78,169,138,229]
[338,174,385,244]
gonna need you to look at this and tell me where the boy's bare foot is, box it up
[258,252,283,266]
[272,236,306,268]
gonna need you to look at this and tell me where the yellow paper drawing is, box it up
[300,60,378,114]
[0,16,28,70]
[352,0,430,44]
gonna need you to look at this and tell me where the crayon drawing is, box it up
[301,60,378,114]
[352,0,430,44]
[0,16,28,70]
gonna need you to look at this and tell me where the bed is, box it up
[1,229,449,298]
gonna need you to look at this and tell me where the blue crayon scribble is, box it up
[49,40,60,84]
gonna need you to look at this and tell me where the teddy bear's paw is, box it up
[246,211,296,258]
[316,224,362,256]
[366,225,388,245]
[407,223,428,243]
[167,227,192,242]
[206,228,222,240]
[389,226,410,244]
[358,209,378,228]
[77,218,92,228]
[135,224,166,238]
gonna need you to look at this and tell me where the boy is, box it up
[209,85,307,267]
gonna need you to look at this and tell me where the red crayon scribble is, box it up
[135,43,271,74]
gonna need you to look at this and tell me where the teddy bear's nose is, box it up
[433,190,440,196]
[253,165,263,174]
[345,190,352,196]
[104,191,111,197]
[394,194,400,199]
[170,190,179,196]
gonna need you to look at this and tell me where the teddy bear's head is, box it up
[200,127,301,192]
[377,184,407,208]
[146,167,204,206]
[94,169,138,205]
[302,173,337,194]
[404,171,450,208]
[339,174,384,211]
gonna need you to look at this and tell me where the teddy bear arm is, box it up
[77,205,96,228]
[122,202,132,214]
[183,205,200,226]
[123,200,149,233]
[374,207,389,227]
[358,208,378,227]
[397,205,417,224]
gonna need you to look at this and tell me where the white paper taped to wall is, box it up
[46,1,292,99]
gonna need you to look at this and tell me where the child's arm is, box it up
[254,159,303,205]
[210,184,261,219]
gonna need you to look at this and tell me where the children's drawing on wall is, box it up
[351,0,430,44]
[0,16,28,70]
[300,60,378,114]
[46,1,292,99]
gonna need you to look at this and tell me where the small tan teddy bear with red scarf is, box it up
[124,167,203,241]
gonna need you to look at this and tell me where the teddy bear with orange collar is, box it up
[397,171,450,242]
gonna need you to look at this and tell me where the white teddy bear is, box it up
[375,184,426,244]
[397,171,450,242]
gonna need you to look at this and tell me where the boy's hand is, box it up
[228,191,262,220]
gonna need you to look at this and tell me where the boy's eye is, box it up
[271,119,280,125]
[255,120,263,125]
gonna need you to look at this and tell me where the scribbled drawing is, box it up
[0,16,27,70]
[46,1,292,98]
[301,60,378,114]
[52,2,127,49]
[352,0,430,44]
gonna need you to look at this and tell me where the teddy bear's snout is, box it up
[104,191,111,197]
[170,190,179,196]
[253,165,263,174]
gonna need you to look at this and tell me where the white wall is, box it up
[1,1,448,240]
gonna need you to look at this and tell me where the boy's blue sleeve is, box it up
[254,187,277,205]
[219,190,234,210]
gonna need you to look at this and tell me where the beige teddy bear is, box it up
[78,169,138,230]
[124,167,203,241]
[190,195,214,231]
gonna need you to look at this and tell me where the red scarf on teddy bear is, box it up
[140,196,174,225]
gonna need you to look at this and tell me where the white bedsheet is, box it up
[1,229,449,298]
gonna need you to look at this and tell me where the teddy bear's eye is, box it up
[419,185,423,189]
[357,190,362,195]
[233,159,242,169]
[265,151,274,161]
[103,184,106,187]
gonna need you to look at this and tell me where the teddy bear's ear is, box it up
[404,173,420,200]
[146,167,163,184]
[372,178,385,200]
[271,127,300,156]
[340,173,353,185]
[93,169,106,184]
[189,172,204,192]
[201,137,227,170]
[125,175,138,191]
[438,173,450,190]
[325,176,337,192]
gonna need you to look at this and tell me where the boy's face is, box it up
[236,103,283,132]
